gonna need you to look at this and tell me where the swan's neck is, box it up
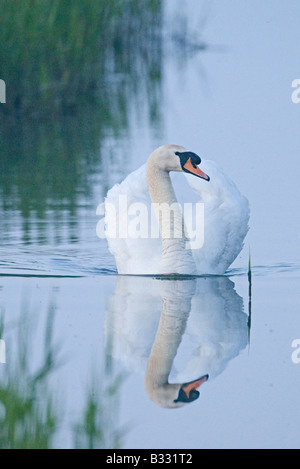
[145,284,193,406]
[145,299,189,387]
[146,162,196,275]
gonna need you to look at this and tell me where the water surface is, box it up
[1,0,300,449]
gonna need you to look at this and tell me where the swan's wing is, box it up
[105,159,249,275]
[171,276,248,382]
[105,276,248,381]
[183,160,250,274]
[104,164,161,274]
[104,277,162,370]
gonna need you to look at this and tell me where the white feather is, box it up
[105,276,248,407]
[104,146,249,275]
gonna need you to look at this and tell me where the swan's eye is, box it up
[175,151,201,168]
[175,151,209,181]
[190,153,201,167]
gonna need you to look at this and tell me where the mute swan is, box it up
[104,144,249,275]
[105,276,248,408]
[144,279,209,408]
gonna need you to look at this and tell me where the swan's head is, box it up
[148,144,210,182]
[146,375,209,409]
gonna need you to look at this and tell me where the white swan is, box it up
[104,144,249,275]
[105,276,248,408]
[144,279,209,408]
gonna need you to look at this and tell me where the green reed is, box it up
[0,304,59,449]
[0,0,163,116]
[0,299,126,449]
[0,0,164,242]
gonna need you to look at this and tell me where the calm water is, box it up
[1,0,300,449]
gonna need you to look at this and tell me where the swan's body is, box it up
[105,276,248,408]
[104,144,249,275]
[144,279,209,408]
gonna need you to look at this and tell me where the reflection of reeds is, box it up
[0,103,104,218]
[0,0,163,244]
[0,304,59,449]
[0,300,126,449]
[73,373,127,450]
[0,0,163,116]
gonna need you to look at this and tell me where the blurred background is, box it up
[0,0,300,449]
[0,0,164,259]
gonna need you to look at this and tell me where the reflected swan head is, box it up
[147,375,209,409]
[174,375,209,405]
[147,144,210,181]
[105,275,248,410]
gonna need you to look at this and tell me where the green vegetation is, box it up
[0,305,59,449]
[0,301,125,449]
[0,103,103,216]
[0,0,164,243]
[0,0,163,116]
[73,377,126,450]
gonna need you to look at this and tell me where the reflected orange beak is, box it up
[174,375,209,403]
[181,375,209,399]
[183,158,210,181]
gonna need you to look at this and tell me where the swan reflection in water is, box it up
[105,275,248,409]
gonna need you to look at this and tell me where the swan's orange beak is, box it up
[174,375,209,403]
[183,158,210,181]
[181,375,209,398]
